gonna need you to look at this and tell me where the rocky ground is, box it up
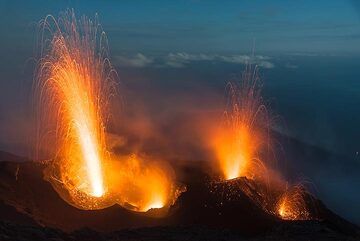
[1,220,359,241]
[0,150,359,241]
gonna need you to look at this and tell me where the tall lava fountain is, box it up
[34,11,116,209]
[34,10,182,211]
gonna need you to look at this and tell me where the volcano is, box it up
[0,139,359,241]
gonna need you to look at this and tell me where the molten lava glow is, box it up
[214,125,253,180]
[213,66,266,180]
[277,196,297,220]
[53,60,107,198]
[75,112,104,197]
[36,11,116,209]
[276,185,310,220]
[108,154,180,212]
[36,10,183,211]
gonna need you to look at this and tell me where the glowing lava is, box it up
[276,185,311,220]
[35,10,183,211]
[35,10,116,209]
[214,118,254,180]
[213,65,267,180]
[108,154,183,212]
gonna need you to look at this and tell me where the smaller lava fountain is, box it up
[212,65,269,180]
[210,64,318,222]
[108,154,183,212]
[275,184,312,220]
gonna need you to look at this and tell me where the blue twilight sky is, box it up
[1,0,360,54]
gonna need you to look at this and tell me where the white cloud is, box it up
[114,52,275,69]
[164,53,215,68]
[164,53,275,68]
[114,53,153,67]
[218,55,274,68]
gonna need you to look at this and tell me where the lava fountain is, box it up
[107,154,184,212]
[34,10,182,211]
[212,65,269,180]
[276,184,311,220]
[34,10,117,209]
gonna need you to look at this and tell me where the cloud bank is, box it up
[114,53,275,69]
[114,53,154,67]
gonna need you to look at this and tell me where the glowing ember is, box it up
[213,65,268,180]
[276,185,311,220]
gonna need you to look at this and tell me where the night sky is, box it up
[0,0,359,223]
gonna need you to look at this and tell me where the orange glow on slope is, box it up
[212,66,267,180]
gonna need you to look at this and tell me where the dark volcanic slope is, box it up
[1,220,359,241]
[0,152,276,233]
[0,150,359,240]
